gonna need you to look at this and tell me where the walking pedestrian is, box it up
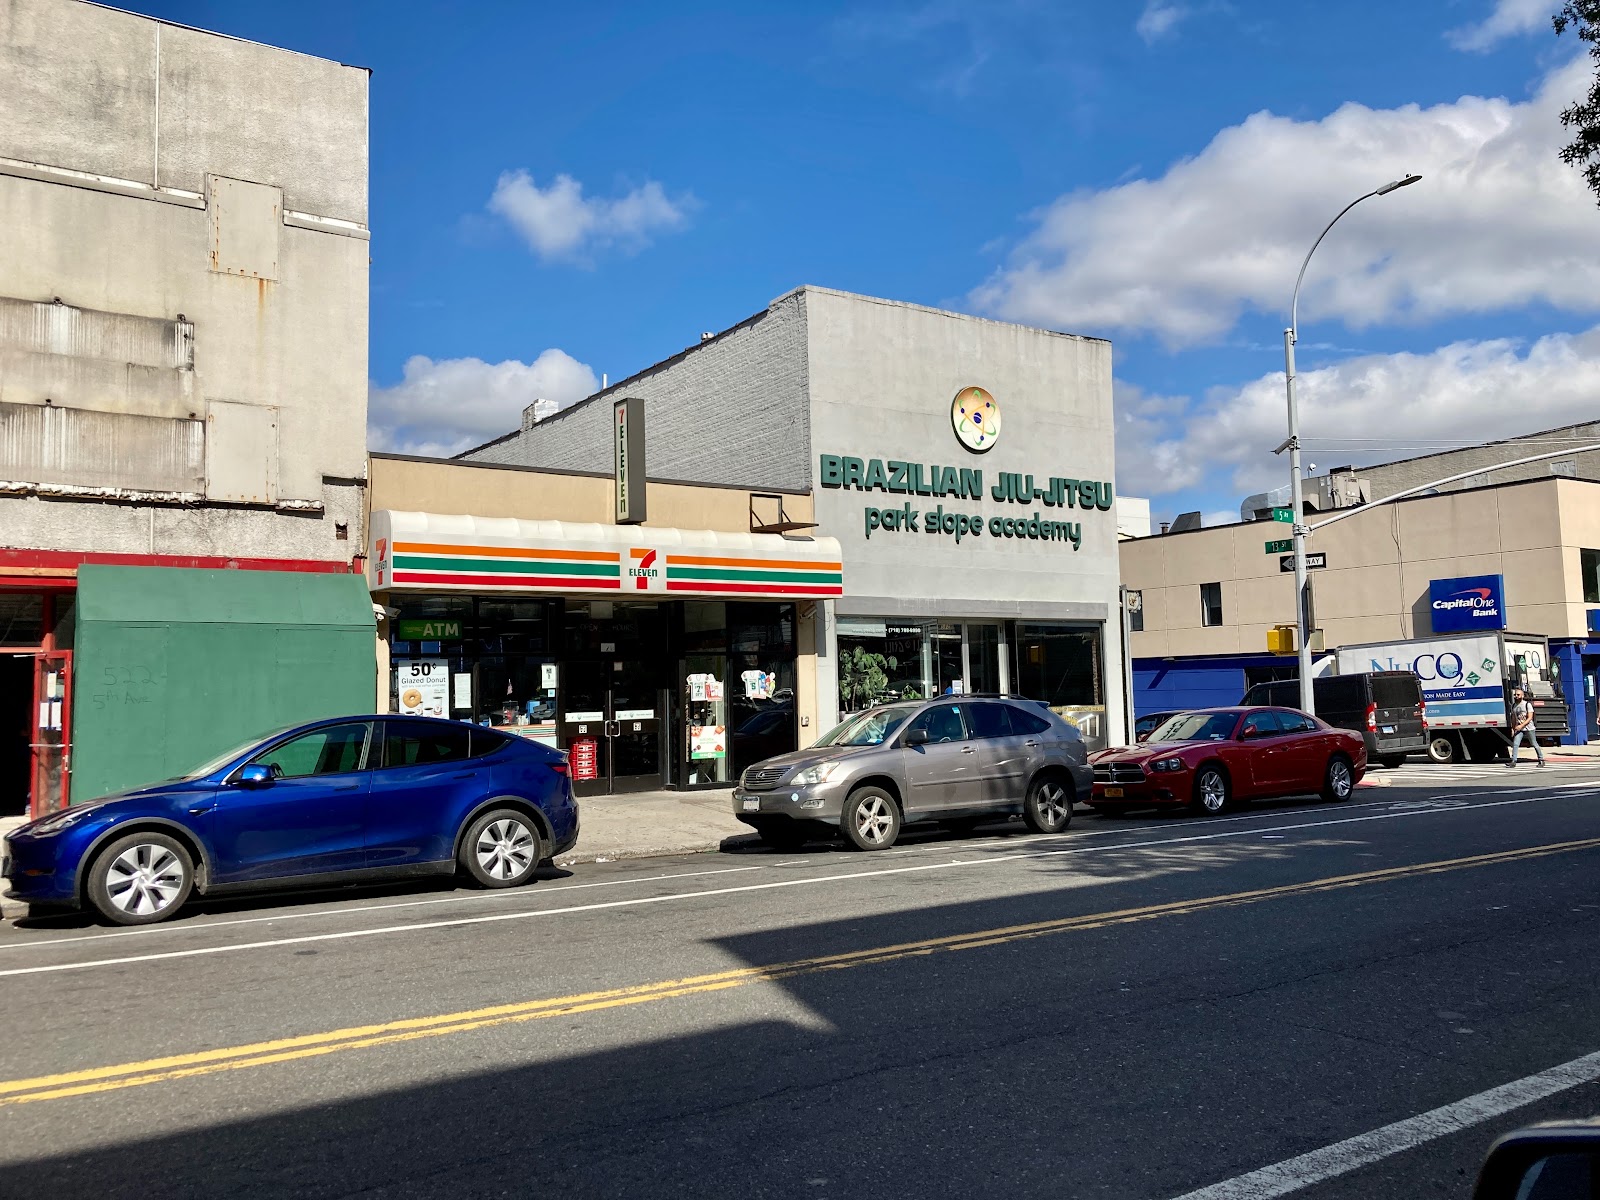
[1507,687,1546,767]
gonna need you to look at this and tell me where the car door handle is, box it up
[187,802,217,815]
[961,746,977,754]
[329,782,361,791]
[1023,740,1040,748]
[451,771,479,780]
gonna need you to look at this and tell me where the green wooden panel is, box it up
[70,567,376,802]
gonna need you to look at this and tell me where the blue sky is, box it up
[123,1,1600,524]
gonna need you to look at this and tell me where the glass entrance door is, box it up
[559,602,668,796]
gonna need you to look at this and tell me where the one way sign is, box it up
[1279,553,1328,572]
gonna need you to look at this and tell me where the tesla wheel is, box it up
[1192,766,1229,816]
[1427,735,1456,764]
[841,787,901,851]
[1322,755,1355,803]
[86,832,194,926]
[461,808,544,888]
[1022,775,1074,834]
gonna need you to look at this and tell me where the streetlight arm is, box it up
[1290,191,1379,336]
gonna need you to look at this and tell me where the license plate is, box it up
[1380,725,1396,734]
[741,798,760,812]
[1103,787,1124,798]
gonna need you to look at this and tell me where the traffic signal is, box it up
[1268,625,1296,655]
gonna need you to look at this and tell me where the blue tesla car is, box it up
[2,715,579,926]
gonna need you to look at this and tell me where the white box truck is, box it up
[1334,632,1568,763]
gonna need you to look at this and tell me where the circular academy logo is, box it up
[951,387,1000,453]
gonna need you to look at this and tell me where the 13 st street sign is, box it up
[1264,538,1293,554]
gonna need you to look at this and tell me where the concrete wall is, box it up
[467,290,812,492]
[368,455,812,534]
[1124,478,1596,658]
[0,0,368,565]
[803,288,1124,741]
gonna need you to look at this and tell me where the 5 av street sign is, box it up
[1271,506,1294,522]
[1280,553,1327,572]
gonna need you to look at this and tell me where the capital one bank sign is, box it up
[1429,574,1507,632]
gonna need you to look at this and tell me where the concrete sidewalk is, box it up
[557,788,754,866]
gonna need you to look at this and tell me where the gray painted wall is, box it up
[468,289,813,492]
[1350,421,1600,502]
[0,0,368,564]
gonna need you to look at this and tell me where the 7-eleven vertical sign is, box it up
[629,547,663,591]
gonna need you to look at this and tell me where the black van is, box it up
[1240,671,1427,767]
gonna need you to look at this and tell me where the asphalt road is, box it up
[2,761,1599,1200]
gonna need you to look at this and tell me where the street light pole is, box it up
[1282,173,1420,714]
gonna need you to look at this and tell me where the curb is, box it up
[555,833,760,868]
[1,896,30,921]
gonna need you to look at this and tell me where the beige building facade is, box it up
[1122,477,1600,743]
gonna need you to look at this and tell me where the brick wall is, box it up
[466,289,813,491]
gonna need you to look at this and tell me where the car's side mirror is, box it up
[1240,727,1264,740]
[1474,1125,1600,1199]
[904,727,930,747]
[235,763,274,787]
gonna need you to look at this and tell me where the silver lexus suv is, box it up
[731,696,1092,851]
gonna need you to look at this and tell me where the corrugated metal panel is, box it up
[0,401,205,492]
[0,297,193,370]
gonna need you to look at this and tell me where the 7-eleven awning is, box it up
[369,511,844,599]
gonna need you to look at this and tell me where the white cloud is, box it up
[369,350,599,457]
[1136,2,1188,43]
[1447,0,1551,52]
[1121,325,1600,503]
[488,171,692,263]
[974,57,1600,347]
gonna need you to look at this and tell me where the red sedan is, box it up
[1089,707,1367,815]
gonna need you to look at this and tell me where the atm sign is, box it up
[395,620,462,640]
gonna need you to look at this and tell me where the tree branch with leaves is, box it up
[1557,1,1600,203]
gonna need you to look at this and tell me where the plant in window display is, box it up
[840,646,898,712]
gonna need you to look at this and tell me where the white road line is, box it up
[1168,1049,1600,1200]
[0,801,1398,954]
[0,791,1588,981]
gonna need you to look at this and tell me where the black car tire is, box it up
[86,831,194,926]
[460,808,545,889]
[1192,766,1230,816]
[1322,755,1356,803]
[841,787,901,851]
[1427,734,1457,764]
[1378,755,1407,769]
[1022,775,1074,834]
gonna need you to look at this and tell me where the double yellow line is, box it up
[5,835,1598,1108]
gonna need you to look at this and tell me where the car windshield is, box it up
[815,705,918,747]
[1149,712,1238,743]
[172,724,300,780]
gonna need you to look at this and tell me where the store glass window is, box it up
[1583,548,1600,604]
[1013,623,1106,751]
[837,618,932,713]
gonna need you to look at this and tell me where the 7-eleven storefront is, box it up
[369,511,843,795]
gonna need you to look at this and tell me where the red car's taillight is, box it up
[1365,702,1377,732]
[1418,697,1427,726]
